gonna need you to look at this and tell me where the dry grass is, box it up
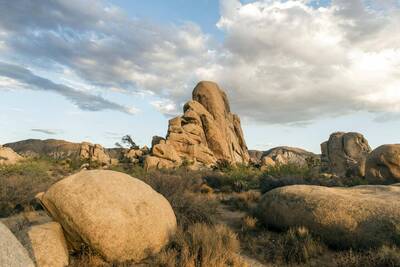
[221,191,260,212]
[0,158,72,217]
[334,245,400,267]
[151,223,246,267]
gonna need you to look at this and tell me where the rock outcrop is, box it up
[248,150,263,165]
[37,170,176,263]
[79,142,111,166]
[28,222,69,267]
[321,132,371,177]
[0,222,35,267]
[0,145,23,165]
[365,144,400,184]
[260,146,318,168]
[145,81,249,169]
[258,184,400,249]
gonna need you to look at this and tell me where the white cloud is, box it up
[1,0,400,124]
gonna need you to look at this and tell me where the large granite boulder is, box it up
[37,170,176,263]
[260,146,318,168]
[145,81,249,169]
[321,132,371,177]
[0,222,35,267]
[365,144,400,184]
[0,145,23,165]
[258,184,400,249]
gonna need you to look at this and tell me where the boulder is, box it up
[37,170,176,263]
[248,150,263,164]
[258,184,400,248]
[0,145,23,165]
[28,222,69,267]
[365,145,400,184]
[145,81,249,169]
[260,146,318,168]
[321,132,371,177]
[0,222,35,267]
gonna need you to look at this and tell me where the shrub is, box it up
[280,227,324,264]
[0,159,68,217]
[151,223,245,267]
[334,245,400,267]
[205,165,260,192]
[221,191,260,212]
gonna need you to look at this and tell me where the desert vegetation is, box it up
[2,156,399,267]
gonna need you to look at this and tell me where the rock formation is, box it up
[79,142,111,166]
[0,145,23,165]
[258,184,400,249]
[365,144,400,184]
[321,132,371,177]
[248,150,263,165]
[0,222,35,267]
[145,81,250,170]
[260,146,319,168]
[37,170,176,263]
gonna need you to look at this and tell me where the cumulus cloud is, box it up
[0,62,136,114]
[214,0,400,124]
[0,0,400,124]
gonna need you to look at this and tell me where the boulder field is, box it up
[37,170,177,263]
[258,184,400,249]
[145,81,250,170]
[260,146,319,168]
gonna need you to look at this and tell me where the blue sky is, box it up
[1,0,400,153]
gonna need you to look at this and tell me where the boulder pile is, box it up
[260,146,318,168]
[145,81,250,170]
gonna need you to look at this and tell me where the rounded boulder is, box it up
[37,170,177,263]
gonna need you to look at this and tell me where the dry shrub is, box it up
[241,216,257,231]
[152,223,245,267]
[334,245,400,267]
[0,159,69,217]
[280,226,324,264]
[221,191,260,212]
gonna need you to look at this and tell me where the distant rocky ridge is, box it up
[145,81,250,170]
[249,147,319,169]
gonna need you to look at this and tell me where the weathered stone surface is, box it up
[258,184,400,248]
[145,81,249,169]
[37,170,176,263]
[28,222,69,267]
[365,144,400,184]
[79,142,111,166]
[260,146,318,168]
[0,145,23,165]
[248,150,263,164]
[321,132,371,177]
[0,222,35,267]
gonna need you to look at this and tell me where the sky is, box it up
[1,0,400,153]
